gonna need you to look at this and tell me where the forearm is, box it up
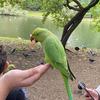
[0,79,10,100]
[0,88,8,100]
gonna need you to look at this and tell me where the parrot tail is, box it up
[62,74,73,100]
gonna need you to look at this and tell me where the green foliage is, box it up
[39,0,100,30]
[0,3,28,16]
[41,0,76,27]
[23,0,42,11]
[77,0,100,32]
[0,0,24,7]
[0,0,29,16]
[90,2,100,31]
[79,0,91,7]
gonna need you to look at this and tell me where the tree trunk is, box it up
[61,0,99,48]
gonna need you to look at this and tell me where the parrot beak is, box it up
[30,34,38,43]
[30,34,34,41]
[31,39,36,45]
[30,34,38,48]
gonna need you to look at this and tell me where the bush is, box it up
[0,3,28,16]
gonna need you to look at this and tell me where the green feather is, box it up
[32,27,75,100]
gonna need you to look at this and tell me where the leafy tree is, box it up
[0,0,42,11]
[40,0,99,48]
[90,2,100,31]
[0,0,24,7]
[22,0,42,10]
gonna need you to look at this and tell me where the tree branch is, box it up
[42,12,50,23]
[64,0,81,11]
[86,0,99,9]
[72,0,83,9]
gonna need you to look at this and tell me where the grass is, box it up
[28,11,43,17]
[28,11,51,19]
[0,37,30,48]
[0,36,42,50]
[0,37,29,43]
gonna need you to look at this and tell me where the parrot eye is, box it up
[36,40,38,42]
[36,33,39,36]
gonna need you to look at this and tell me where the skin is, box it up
[84,88,99,100]
[0,63,50,100]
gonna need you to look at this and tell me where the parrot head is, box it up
[30,27,51,44]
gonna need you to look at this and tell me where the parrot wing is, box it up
[42,35,70,78]
[43,35,66,65]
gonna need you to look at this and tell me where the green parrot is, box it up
[30,27,75,100]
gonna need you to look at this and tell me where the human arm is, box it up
[0,64,50,100]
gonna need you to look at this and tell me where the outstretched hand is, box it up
[0,64,50,100]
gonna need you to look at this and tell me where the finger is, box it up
[86,88,97,96]
[21,64,50,79]
[20,68,38,79]
[85,88,94,94]
[84,88,97,100]
[34,63,51,75]
[86,88,94,91]
[20,64,51,87]
[84,91,89,97]
[84,88,93,97]
[84,93,89,97]
[20,73,40,87]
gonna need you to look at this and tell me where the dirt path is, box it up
[4,45,100,100]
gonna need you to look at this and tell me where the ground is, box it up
[3,43,100,100]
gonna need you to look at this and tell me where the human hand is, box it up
[84,88,99,100]
[1,64,50,91]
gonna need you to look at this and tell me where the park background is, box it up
[0,0,100,100]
